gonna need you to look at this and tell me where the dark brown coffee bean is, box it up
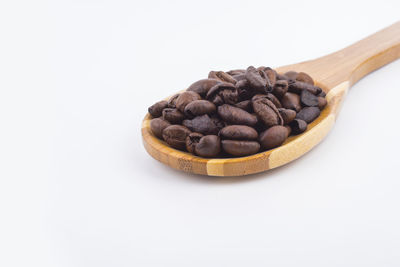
[271,80,288,99]
[259,125,289,150]
[208,71,237,84]
[296,107,320,123]
[150,118,171,139]
[284,71,298,80]
[186,132,203,154]
[232,73,247,82]
[258,66,276,88]
[210,115,226,131]
[284,125,292,136]
[235,79,255,101]
[206,82,238,106]
[300,89,319,107]
[289,81,322,95]
[295,72,314,85]
[219,125,258,140]
[195,135,221,158]
[278,108,297,124]
[235,100,253,112]
[252,94,282,109]
[222,140,260,156]
[317,97,327,110]
[187,79,221,97]
[175,91,201,112]
[218,104,258,126]
[182,114,220,135]
[252,98,283,127]
[289,119,307,135]
[162,125,191,150]
[162,108,185,124]
[184,100,216,118]
[245,66,270,93]
[168,94,180,108]
[148,100,168,118]
[281,92,301,112]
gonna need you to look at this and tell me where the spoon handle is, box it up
[279,21,400,91]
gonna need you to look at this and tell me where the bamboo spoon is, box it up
[142,21,400,176]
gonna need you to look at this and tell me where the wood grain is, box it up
[142,21,400,176]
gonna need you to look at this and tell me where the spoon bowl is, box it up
[142,21,400,176]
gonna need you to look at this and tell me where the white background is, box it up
[1,0,400,266]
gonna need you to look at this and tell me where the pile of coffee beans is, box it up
[148,66,327,158]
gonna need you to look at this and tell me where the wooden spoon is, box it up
[142,21,400,176]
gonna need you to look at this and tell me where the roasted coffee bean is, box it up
[210,115,226,130]
[176,91,202,112]
[168,94,180,108]
[317,97,327,110]
[208,71,237,84]
[259,125,289,150]
[278,108,296,124]
[150,118,171,139]
[289,119,307,135]
[252,94,282,109]
[318,90,326,97]
[187,79,221,96]
[232,73,247,82]
[284,125,292,136]
[296,107,321,123]
[162,125,191,150]
[162,108,185,124]
[253,98,283,127]
[195,135,221,158]
[218,104,258,126]
[281,92,301,112]
[288,81,322,95]
[222,140,260,156]
[236,79,255,100]
[271,80,289,99]
[235,100,253,112]
[295,72,314,85]
[206,82,238,106]
[300,89,319,107]
[184,100,216,118]
[258,66,276,88]
[148,100,168,118]
[182,114,220,135]
[186,132,203,154]
[245,66,270,93]
[219,125,258,140]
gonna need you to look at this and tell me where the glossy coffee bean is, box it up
[206,82,238,106]
[245,66,269,93]
[195,135,221,158]
[175,91,202,112]
[281,92,301,112]
[184,100,216,118]
[150,118,171,139]
[296,107,321,123]
[218,104,258,126]
[208,71,237,84]
[289,81,322,95]
[289,119,307,135]
[278,108,296,124]
[295,72,314,85]
[300,89,319,107]
[162,108,185,124]
[219,125,258,140]
[252,98,283,127]
[222,140,260,157]
[259,125,289,150]
[182,114,220,135]
[187,79,221,97]
[162,125,191,150]
[186,132,203,154]
[148,100,168,118]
